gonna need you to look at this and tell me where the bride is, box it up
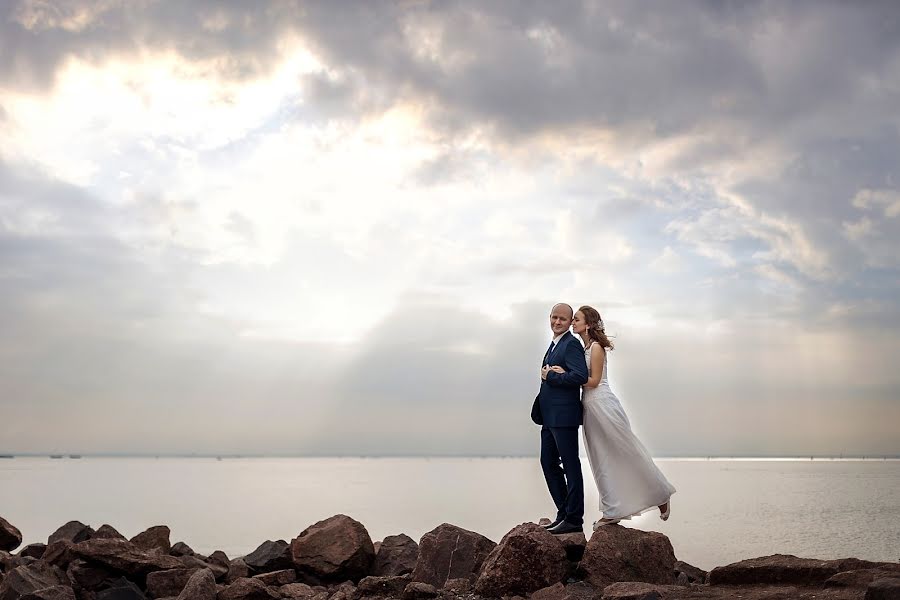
[548,305,676,530]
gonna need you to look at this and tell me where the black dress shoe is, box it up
[542,517,564,529]
[547,520,582,535]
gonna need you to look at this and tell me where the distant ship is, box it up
[0,455,14,459]
[50,454,64,459]
[68,454,82,459]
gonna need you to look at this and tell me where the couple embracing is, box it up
[532,303,676,534]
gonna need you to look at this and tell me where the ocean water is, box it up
[1,457,898,571]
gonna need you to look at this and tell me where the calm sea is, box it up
[1,457,898,571]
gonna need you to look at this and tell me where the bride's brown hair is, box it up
[578,305,614,350]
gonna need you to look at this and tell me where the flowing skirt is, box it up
[582,384,676,519]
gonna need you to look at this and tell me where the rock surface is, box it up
[218,577,280,600]
[18,585,76,600]
[48,522,95,545]
[243,541,292,575]
[145,567,199,598]
[93,525,127,541]
[290,515,375,583]
[175,568,215,600]
[826,568,900,588]
[867,577,900,600]
[129,526,171,555]
[410,523,495,589]
[708,554,891,586]
[474,523,569,597]
[0,561,68,600]
[578,524,676,588]
[0,518,22,553]
[68,539,182,577]
[373,535,418,577]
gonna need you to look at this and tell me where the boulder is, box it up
[708,554,889,586]
[400,582,437,600]
[327,582,356,600]
[357,575,410,597]
[226,559,250,584]
[43,541,76,569]
[410,523,495,589]
[95,577,146,600]
[277,582,317,599]
[474,523,568,597]
[530,582,567,600]
[599,582,666,600]
[205,552,231,582]
[252,570,296,587]
[577,524,675,588]
[373,535,417,577]
[290,515,375,584]
[867,578,900,600]
[19,544,48,560]
[19,586,76,600]
[49,522,95,545]
[0,562,69,600]
[129,527,171,555]
[0,518,22,553]
[175,568,215,600]
[826,568,900,588]
[673,560,706,585]
[555,532,587,563]
[93,526,126,542]
[68,539,182,577]
[146,568,200,598]
[243,542,292,575]
[67,559,117,592]
[218,577,280,600]
[169,543,194,558]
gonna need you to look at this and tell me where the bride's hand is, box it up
[549,366,566,374]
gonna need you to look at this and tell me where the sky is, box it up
[1,0,899,457]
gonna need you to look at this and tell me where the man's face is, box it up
[549,305,573,336]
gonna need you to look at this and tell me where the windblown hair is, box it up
[578,305,614,350]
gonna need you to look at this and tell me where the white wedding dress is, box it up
[582,342,676,520]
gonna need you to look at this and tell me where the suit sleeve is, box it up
[545,339,588,387]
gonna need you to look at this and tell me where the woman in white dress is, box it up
[548,305,675,531]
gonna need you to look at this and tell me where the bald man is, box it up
[532,303,589,534]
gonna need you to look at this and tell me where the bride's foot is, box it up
[659,501,670,521]
[592,517,620,531]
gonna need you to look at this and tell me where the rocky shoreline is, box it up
[1,514,898,600]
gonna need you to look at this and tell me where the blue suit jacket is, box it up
[533,331,588,427]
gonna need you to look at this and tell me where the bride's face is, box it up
[572,311,587,334]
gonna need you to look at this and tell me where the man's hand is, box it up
[549,366,566,374]
[541,365,551,380]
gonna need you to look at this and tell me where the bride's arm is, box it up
[583,344,604,389]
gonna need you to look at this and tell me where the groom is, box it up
[532,303,588,534]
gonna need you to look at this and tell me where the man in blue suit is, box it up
[532,303,588,534]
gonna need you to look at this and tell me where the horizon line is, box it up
[2,453,899,460]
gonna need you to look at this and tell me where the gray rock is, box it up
[170,543,194,557]
[599,582,664,600]
[244,542,292,575]
[146,568,200,598]
[400,582,437,600]
[19,585,77,600]
[226,559,251,584]
[217,577,280,600]
[93,526,126,541]
[67,559,116,592]
[19,544,47,560]
[357,575,409,597]
[95,577,146,600]
[68,539,182,577]
[867,577,900,600]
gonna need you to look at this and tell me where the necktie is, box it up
[543,342,555,365]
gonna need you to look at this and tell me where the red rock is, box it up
[577,524,676,588]
[218,577,280,600]
[176,568,216,600]
[48,522,95,545]
[530,582,567,600]
[252,570,296,586]
[146,568,201,598]
[401,582,437,600]
[66,559,116,592]
[93,526,126,541]
[130,526,171,554]
[19,544,47,559]
[373,535,417,577]
[170,543,194,557]
[0,562,69,600]
[867,577,900,600]
[410,523,495,589]
[290,515,375,584]
[474,523,568,597]
[226,559,251,584]
[42,541,75,570]
[68,538,182,577]
[599,582,665,600]
[708,554,890,586]
[826,568,900,588]
[19,585,76,600]
[357,574,409,597]
[244,541,292,575]
[0,518,23,553]
[278,582,317,599]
